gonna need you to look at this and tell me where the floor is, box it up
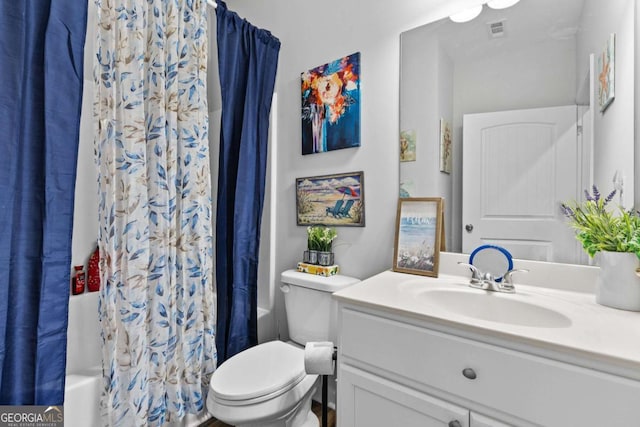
[200,401,336,427]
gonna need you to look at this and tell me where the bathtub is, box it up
[64,291,102,427]
[63,293,271,426]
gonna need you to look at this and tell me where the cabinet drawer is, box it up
[340,308,640,427]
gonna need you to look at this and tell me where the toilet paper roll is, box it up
[304,341,335,375]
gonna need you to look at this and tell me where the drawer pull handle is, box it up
[462,368,477,380]
[449,421,462,427]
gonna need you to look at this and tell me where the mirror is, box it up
[470,244,513,281]
[400,0,636,264]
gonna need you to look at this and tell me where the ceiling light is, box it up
[486,0,521,10]
[449,5,483,23]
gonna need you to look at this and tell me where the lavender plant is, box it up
[561,186,640,258]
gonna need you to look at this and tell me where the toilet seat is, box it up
[210,340,307,405]
[208,341,319,426]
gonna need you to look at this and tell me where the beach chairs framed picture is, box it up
[296,171,365,227]
[393,197,443,277]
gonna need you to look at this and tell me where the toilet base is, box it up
[208,372,319,427]
[232,390,318,427]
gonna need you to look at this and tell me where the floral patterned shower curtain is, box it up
[93,0,216,425]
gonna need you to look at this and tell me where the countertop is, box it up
[333,270,640,379]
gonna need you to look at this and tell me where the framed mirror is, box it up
[400,0,636,264]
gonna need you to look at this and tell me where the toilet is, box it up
[207,270,360,427]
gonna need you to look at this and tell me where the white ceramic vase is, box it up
[596,251,640,312]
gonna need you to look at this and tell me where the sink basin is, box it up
[420,289,572,328]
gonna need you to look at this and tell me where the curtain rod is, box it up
[207,0,217,8]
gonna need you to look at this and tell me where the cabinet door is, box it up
[470,413,512,427]
[339,365,469,427]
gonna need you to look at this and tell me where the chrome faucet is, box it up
[457,262,528,293]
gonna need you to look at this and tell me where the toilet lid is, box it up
[211,340,306,401]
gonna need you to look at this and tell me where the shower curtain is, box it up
[215,1,280,364]
[94,0,216,425]
[0,0,87,404]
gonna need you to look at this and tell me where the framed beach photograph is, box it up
[393,197,443,277]
[296,171,365,227]
[301,52,361,155]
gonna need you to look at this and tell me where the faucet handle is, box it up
[502,268,529,285]
[458,262,480,276]
[457,262,483,283]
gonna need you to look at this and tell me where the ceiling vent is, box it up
[488,20,506,38]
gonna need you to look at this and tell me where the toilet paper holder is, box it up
[304,342,337,427]
[321,349,337,427]
[304,341,336,375]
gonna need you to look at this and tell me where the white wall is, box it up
[637,2,640,212]
[72,0,99,278]
[577,0,635,208]
[400,27,454,248]
[68,0,100,373]
[225,0,486,339]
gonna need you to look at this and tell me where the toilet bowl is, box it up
[207,271,360,426]
[207,341,319,427]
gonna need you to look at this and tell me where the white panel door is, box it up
[462,106,582,264]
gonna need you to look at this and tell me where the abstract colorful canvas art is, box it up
[301,53,361,154]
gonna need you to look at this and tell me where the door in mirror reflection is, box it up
[462,105,585,264]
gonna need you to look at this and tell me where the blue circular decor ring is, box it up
[469,244,513,282]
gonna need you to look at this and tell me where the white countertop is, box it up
[333,270,640,379]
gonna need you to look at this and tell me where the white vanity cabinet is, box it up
[340,364,470,427]
[469,413,511,427]
[336,305,640,427]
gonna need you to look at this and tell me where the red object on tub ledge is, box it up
[87,246,101,292]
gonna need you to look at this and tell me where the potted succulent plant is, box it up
[305,226,337,266]
[561,186,640,311]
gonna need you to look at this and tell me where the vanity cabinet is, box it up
[340,364,469,426]
[336,306,640,427]
[469,413,511,427]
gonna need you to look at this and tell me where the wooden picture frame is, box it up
[393,197,443,277]
[296,171,365,227]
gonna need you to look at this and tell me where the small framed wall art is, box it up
[598,33,615,112]
[301,53,361,154]
[439,118,452,173]
[393,197,443,277]
[400,129,416,162]
[296,171,365,227]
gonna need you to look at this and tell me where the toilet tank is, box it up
[280,270,360,345]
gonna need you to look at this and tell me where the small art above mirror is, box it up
[400,0,636,265]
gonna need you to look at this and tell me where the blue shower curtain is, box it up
[0,0,87,404]
[215,1,280,363]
